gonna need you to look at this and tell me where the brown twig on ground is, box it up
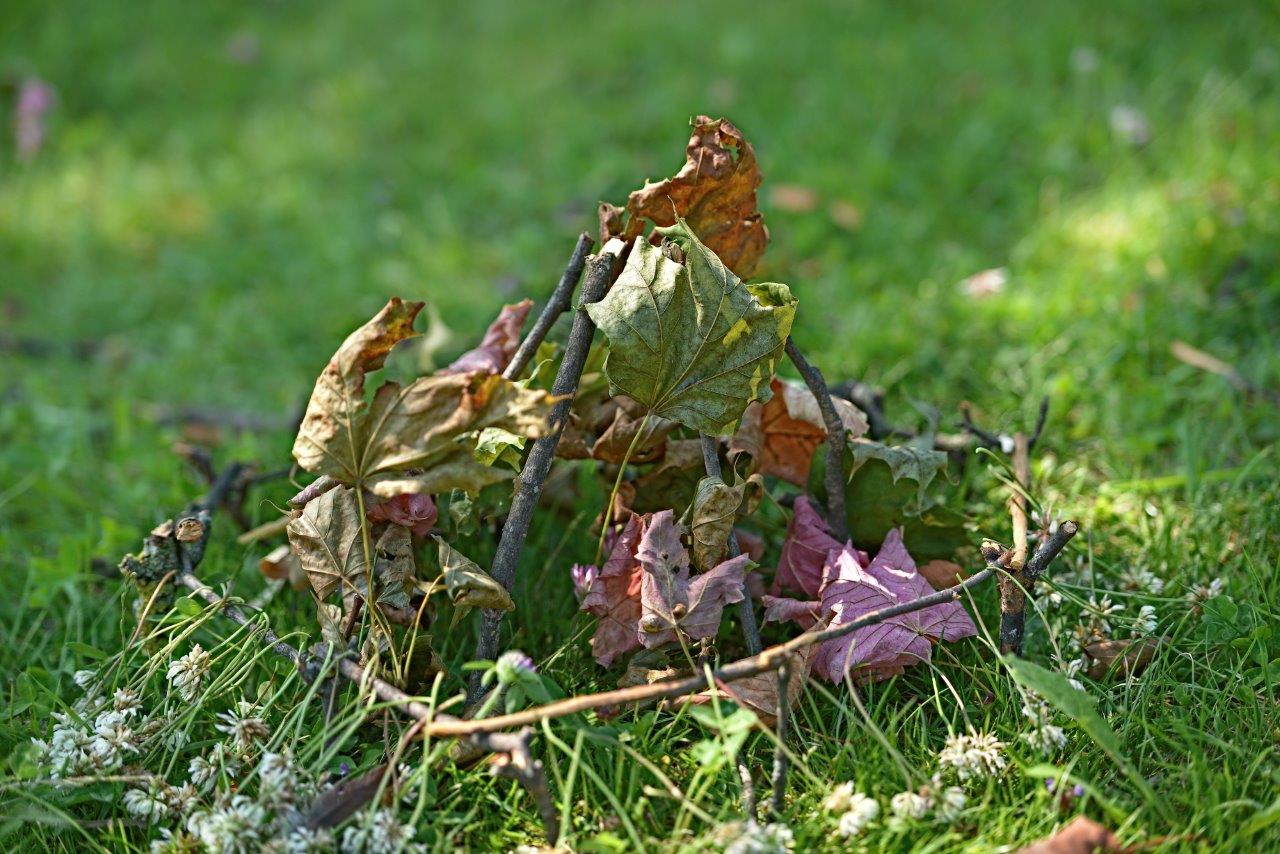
[470,242,623,704]
[783,338,849,541]
[770,655,794,815]
[700,433,762,655]
[503,233,594,381]
[1170,339,1280,405]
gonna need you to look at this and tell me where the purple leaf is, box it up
[440,300,533,376]
[580,516,645,666]
[365,492,437,537]
[772,496,859,598]
[761,595,821,630]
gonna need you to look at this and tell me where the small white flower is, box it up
[1086,594,1123,634]
[938,731,1007,780]
[1134,604,1158,636]
[124,780,171,820]
[113,687,143,717]
[73,669,98,691]
[283,827,335,853]
[1187,578,1225,604]
[890,791,930,819]
[258,749,302,803]
[339,808,418,853]
[188,795,267,853]
[168,644,212,702]
[836,793,879,836]
[1119,566,1165,595]
[167,782,200,816]
[165,728,191,751]
[822,781,855,813]
[935,786,966,820]
[87,709,139,771]
[215,701,270,754]
[1021,700,1068,754]
[189,744,238,787]
[724,820,794,854]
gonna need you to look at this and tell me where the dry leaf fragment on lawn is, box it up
[586,217,796,435]
[731,377,868,485]
[303,763,391,830]
[285,485,367,605]
[619,115,769,278]
[259,543,307,590]
[1018,815,1124,853]
[435,536,513,623]
[1084,637,1164,681]
[292,297,554,496]
[673,645,817,727]
[440,299,533,376]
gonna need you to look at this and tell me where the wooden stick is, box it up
[471,243,622,703]
[770,656,794,815]
[783,338,849,541]
[503,233,594,381]
[699,434,762,655]
[999,432,1031,654]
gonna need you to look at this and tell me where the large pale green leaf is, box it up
[292,298,554,495]
[586,218,796,435]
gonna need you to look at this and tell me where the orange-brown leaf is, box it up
[1019,816,1125,853]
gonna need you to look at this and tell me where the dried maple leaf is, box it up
[260,543,307,591]
[366,492,438,537]
[292,298,553,497]
[731,377,869,485]
[591,407,676,464]
[689,474,763,573]
[434,536,513,623]
[761,595,821,630]
[371,525,415,610]
[623,116,769,278]
[440,299,533,376]
[580,516,646,667]
[585,217,796,435]
[286,485,367,604]
[1084,637,1164,681]
[771,495,854,598]
[636,510,749,648]
[674,645,817,727]
[1018,816,1125,853]
[813,530,976,684]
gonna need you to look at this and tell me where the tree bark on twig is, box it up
[470,242,622,703]
[783,338,849,541]
[503,233,594,381]
[770,656,793,815]
[998,432,1032,654]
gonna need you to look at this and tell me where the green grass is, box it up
[2,0,1279,850]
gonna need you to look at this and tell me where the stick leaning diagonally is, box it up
[783,338,849,541]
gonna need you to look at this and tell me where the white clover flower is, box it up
[87,709,140,771]
[215,701,270,754]
[1187,578,1225,605]
[1085,594,1123,634]
[35,715,91,778]
[938,731,1007,780]
[1119,566,1165,595]
[1134,604,1158,636]
[258,749,302,803]
[397,763,420,805]
[822,781,855,813]
[724,820,794,854]
[124,779,172,820]
[72,669,98,691]
[112,687,143,717]
[339,809,418,853]
[188,795,267,853]
[1021,700,1068,754]
[935,785,966,820]
[889,791,931,819]
[283,827,335,853]
[167,782,200,816]
[836,792,879,837]
[168,644,212,702]
[190,743,238,788]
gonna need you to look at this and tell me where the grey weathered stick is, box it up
[699,433,762,656]
[471,243,622,702]
[770,656,793,815]
[998,432,1032,654]
[783,338,849,541]
[503,233,594,381]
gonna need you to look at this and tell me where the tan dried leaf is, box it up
[260,543,308,591]
[591,407,676,465]
[674,646,815,727]
[285,485,366,604]
[1018,816,1124,853]
[434,535,514,623]
[690,474,764,573]
[1084,637,1164,681]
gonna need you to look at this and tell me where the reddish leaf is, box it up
[581,516,646,666]
[732,378,868,485]
[366,492,438,537]
[675,645,817,726]
[813,530,976,684]
[771,496,854,598]
[918,559,967,589]
[761,595,821,630]
[636,510,748,648]
[440,299,533,376]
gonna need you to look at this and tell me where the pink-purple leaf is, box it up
[365,492,438,537]
[580,516,645,666]
[761,595,821,630]
[440,299,533,376]
[772,496,860,598]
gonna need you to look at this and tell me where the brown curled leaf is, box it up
[625,116,769,278]
[434,535,514,623]
[1018,816,1125,853]
[674,645,816,727]
[440,299,533,376]
[303,763,391,830]
[591,407,676,465]
[1084,637,1165,681]
[689,474,764,573]
[285,485,366,605]
[260,543,308,591]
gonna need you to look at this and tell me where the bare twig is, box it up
[699,433,762,656]
[487,727,560,841]
[471,243,623,703]
[783,338,849,541]
[1027,396,1050,450]
[770,656,793,815]
[503,233,594,381]
[737,759,758,820]
[998,431,1031,655]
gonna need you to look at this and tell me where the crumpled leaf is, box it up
[292,298,553,496]
[303,764,390,830]
[731,377,868,485]
[434,536,513,623]
[286,485,367,604]
[366,492,438,537]
[813,529,976,684]
[771,495,851,598]
[636,510,749,648]
[260,543,308,591]
[629,439,704,515]
[761,595,822,630]
[1084,637,1164,681]
[591,407,676,464]
[372,525,415,610]
[316,602,345,649]
[580,516,646,667]
[675,645,816,727]
[440,299,532,376]
[585,218,796,435]
[689,474,763,572]
[1018,816,1124,854]
[619,116,769,279]
[810,439,968,560]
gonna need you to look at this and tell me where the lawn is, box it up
[2,0,1279,850]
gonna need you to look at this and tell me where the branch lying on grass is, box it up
[503,233,594,381]
[783,338,849,541]
[471,241,622,703]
